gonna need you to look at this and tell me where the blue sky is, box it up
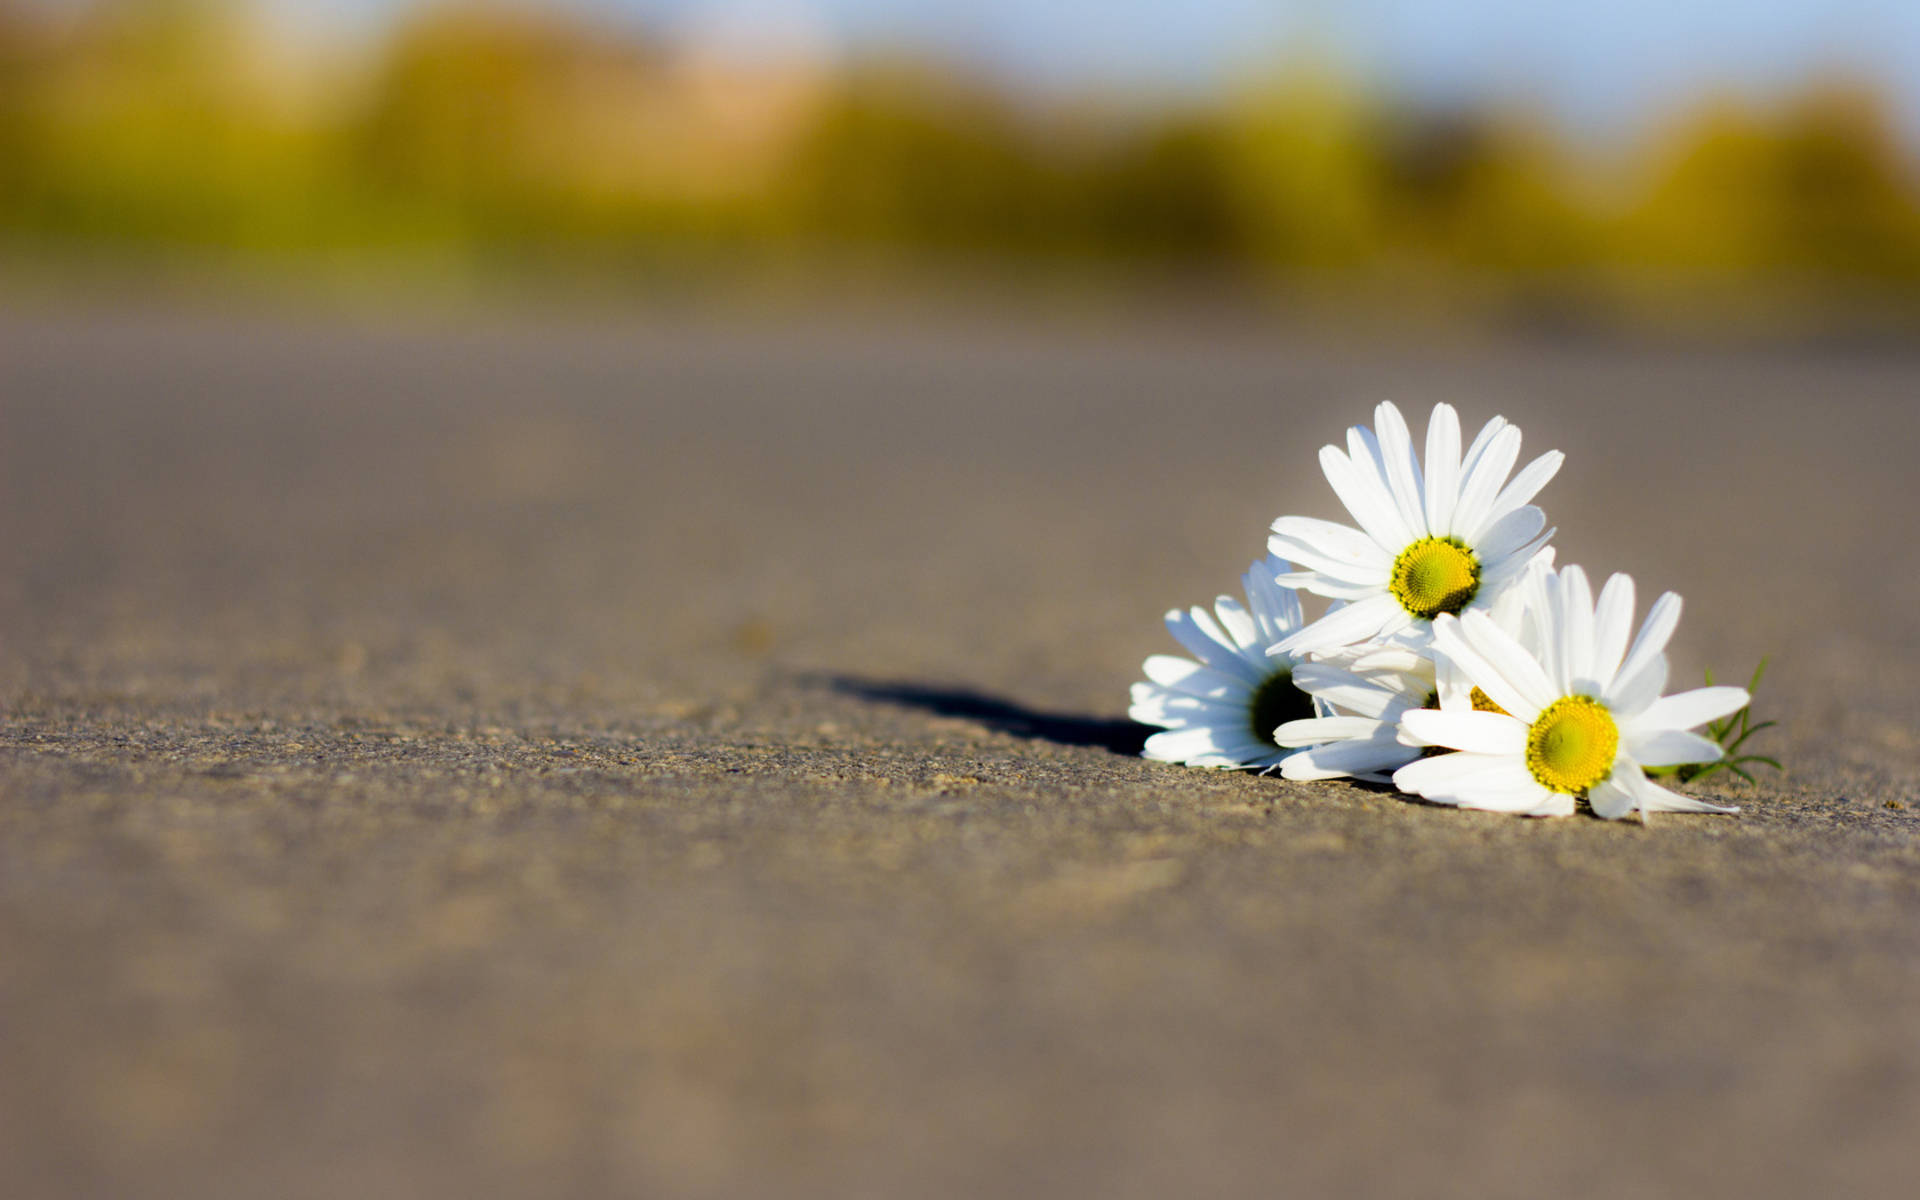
[289,1,1920,142]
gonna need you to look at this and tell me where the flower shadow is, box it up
[827,675,1150,756]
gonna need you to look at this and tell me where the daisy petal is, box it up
[1280,735,1417,781]
[1478,529,1556,585]
[1463,775,1574,815]
[1272,714,1359,747]
[1319,443,1410,551]
[1588,774,1639,820]
[1243,563,1305,646]
[1452,423,1521,541]
[1626,729,1724,768]
[1350,424,1425,547]
[1514,790,1579,817]
[1423,402,1461,536]
[1590,573,1636,690]
[1558,564,1596,693]
[1279,715,1388,743]
[1629,685,1752,735]
[1290,663,1405,719]
[1128,693,1226,725]
[1619,758,1739,815]
[1394,752,1557,812]
[1475,504,1547,567]
[1142,655,1252,700]
[1607,652,1669,718]
[1271,593,1403,657]
[1434,610,1557,720]
[1211,595,1259,655]
[1143,728,1218,763]
[1269,516,1394,580]
[1398,709,1528,755]
[1611,592,1683,707]
[1272,570,1378,601]
[1392,749,1509,795]
[1474,449,1564,540]
[1337,645,1433,675]
[1146,726,1264,768]
[1459,413,1508,474]
[1165,609,1262,683]
[1369,402,1430,538]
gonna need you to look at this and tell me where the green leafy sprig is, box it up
[1655,658,1782,785]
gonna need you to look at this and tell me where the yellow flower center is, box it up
[1469,686,1508,715]
[1525,695,1619,794]
[1248,669,1316,748]
[1388,536,1481,620]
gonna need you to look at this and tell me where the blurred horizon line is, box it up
[6,0,1920,331]
[244,0,1920,150]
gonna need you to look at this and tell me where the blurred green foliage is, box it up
[5,0,1920,309]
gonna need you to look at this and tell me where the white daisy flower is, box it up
[1273,559,1549,783]
[1392,565,1750,820]
[1129,558,1322,771]
[1267,400,1562,658]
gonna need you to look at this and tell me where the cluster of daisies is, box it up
[1131,401,1753,820]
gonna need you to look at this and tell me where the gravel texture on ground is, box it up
[2,306,1917,1198]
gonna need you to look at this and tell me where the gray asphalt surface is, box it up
[2,304,1917,1198]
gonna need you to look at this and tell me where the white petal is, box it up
[1474,505,1547,568]
[1280,735,1417,781]
[1558,564,1596,694]
[1393,752,1559,812]
[1443,759,1560,813]
[1142,654,1253,701]
[1274,714,1360,747]
[1423,402,1461,536]
[1628,686,1751,735]
[1519,562,1559,687]
[1511,789,1578,817]
[1332,645,1433,676]
[1590,573,1636,691]
[1398,709,1528,755]
[1458,413,1508,476]
[1452,422,1521,542]
[1478,528,1556,585]
[1166,609,1263,684]
[1611,591,1683,708]
[1141,729,1203,763]
[1472,449,1564,541]
[1279,715,1388,743]
[1369,402,1430,538]
[1392,749,1507,794]
[1144,727,1255,767]
[1265,535,1388,588]
[1460,774,1572,815]
[1219,741,1284,768]
[1129,688,1236,726]
[1212,594,1261,656]
[1319,443,1410,551]
[1607,653,1669,718]
[1349,424,1424,546]
[1372,608,1419,645]
[1626,729,1724,768]
[1269,516,1394,580]
[1588,774,1639,820]
[1242,559,1305,644]
[1272,570,1380,601]
[1433,610,1558,720]
[1618,758,1739,815]
[1290,665,1404,719]
[1271,593,1403,657]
